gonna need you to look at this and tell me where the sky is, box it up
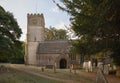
[0,0,70,41]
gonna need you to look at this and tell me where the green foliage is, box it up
[0,6,23,63]
[59,0,120,65]
[8,41,25,63]
[45,26,68,40]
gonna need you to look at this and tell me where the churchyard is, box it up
[0,65,62,83]
[0,64,120,83]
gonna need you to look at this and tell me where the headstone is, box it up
[53,62,56,73]
[103,65,109,75]
[41,67,44,72]
[70,64,72,73]
[83,61,93,72]
[88,61,92,72]
[95,68,108,83]
[0,65,9,72]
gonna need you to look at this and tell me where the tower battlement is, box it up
[27,13,45,27]
[27,13,45,42]
[27,13,44,18]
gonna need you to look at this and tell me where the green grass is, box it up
[0,68,63,83]
[0,64,94,83]
[35,69,93,83]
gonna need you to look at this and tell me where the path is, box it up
[9,64,74,83]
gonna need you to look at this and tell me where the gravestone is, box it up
[0,65,9,72]
[83,61,92,72]
[103,65,109,75]
[53,62,56,73]
[94,68,108,83]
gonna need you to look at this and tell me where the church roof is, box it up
[36,40,72,54]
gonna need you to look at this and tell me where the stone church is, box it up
[25,13,80,69]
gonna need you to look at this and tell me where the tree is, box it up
[8,41,25,63]
[0,6,23,63]
[45,26,68,40]
[56,0,120,65]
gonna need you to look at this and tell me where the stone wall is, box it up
[28,26,45,42]
[27,13,45,42]
[56,54,70,68]
[37,54,70,68]
[36,54,60,66]
[27,42,39,65]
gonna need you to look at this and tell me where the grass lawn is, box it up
[0,67,63,83]
[42,69,93,83]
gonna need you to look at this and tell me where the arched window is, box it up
[69,54,76,60]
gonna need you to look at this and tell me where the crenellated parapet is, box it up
[27,13,45,27]
[27,13,44,18]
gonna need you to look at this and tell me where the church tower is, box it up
[25,13,45,65]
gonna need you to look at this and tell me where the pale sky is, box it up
[0,0,70,41]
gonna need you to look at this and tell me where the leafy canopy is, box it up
[45,26,68,40]
[0,6,23,63]
[57,0,120,65]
